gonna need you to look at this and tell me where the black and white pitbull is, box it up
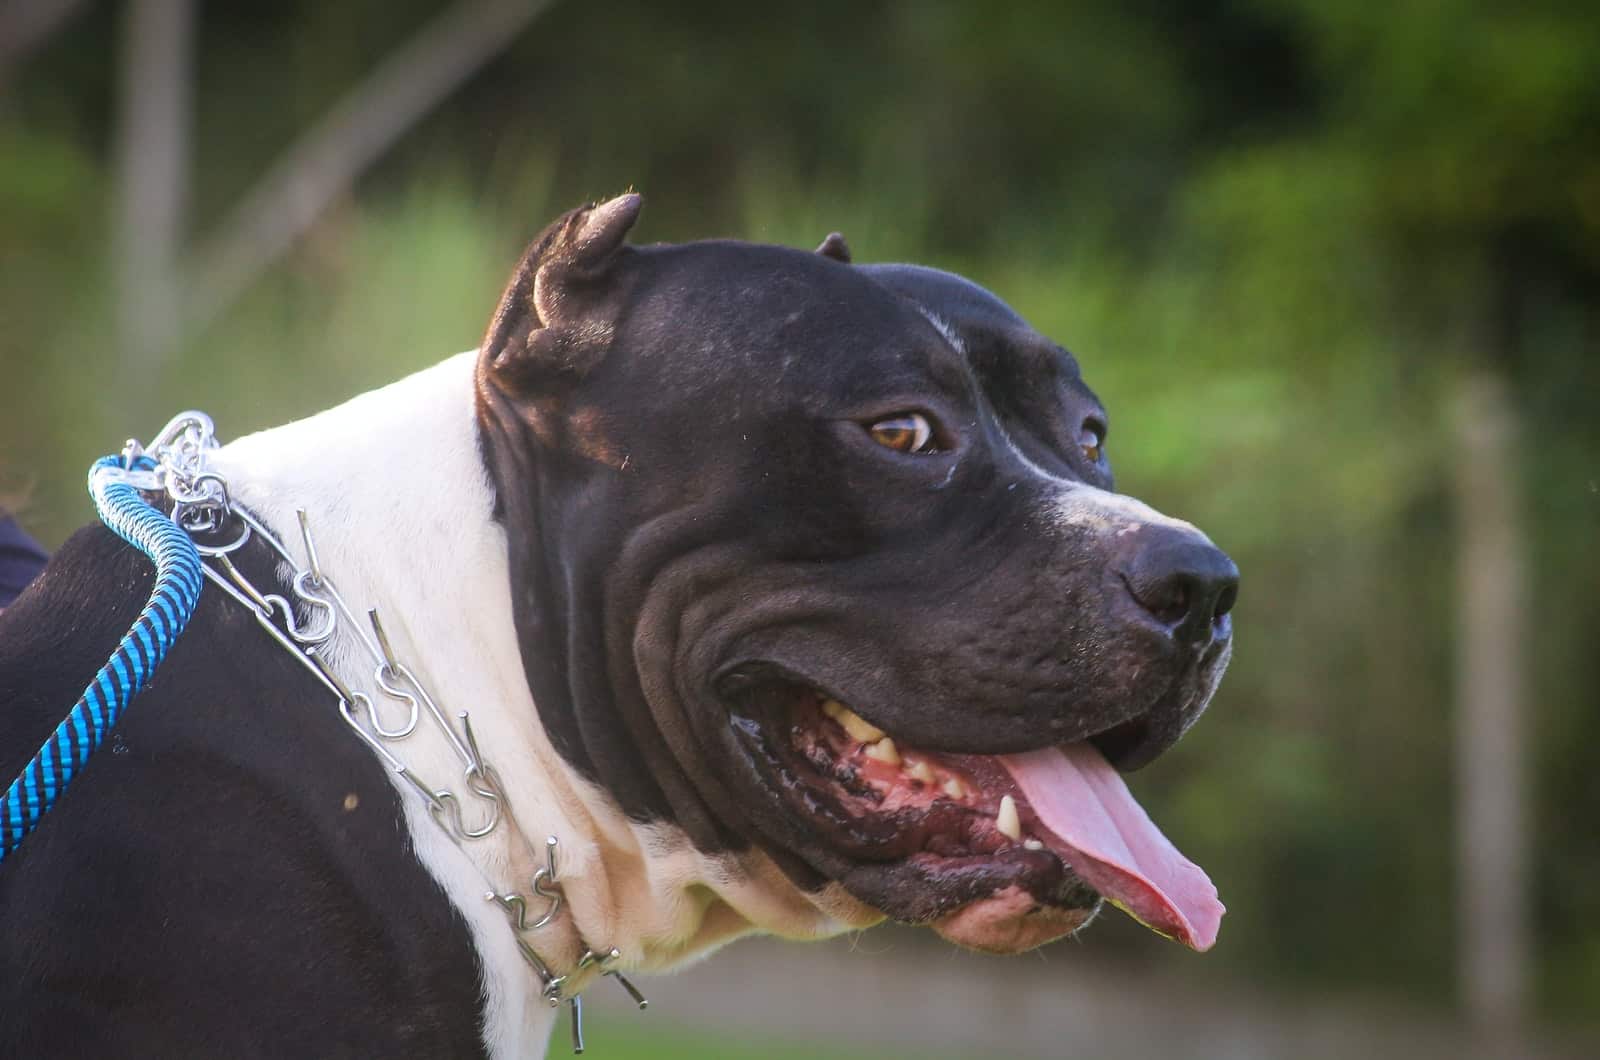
[0,194,1237,1056]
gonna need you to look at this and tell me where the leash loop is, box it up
[0,455,204,862]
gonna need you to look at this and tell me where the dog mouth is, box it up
[727,683,1223,952]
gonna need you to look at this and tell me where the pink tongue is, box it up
[999,743,1223,951]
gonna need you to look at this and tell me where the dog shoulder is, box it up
[0,525,491,1056]
[0,523,150,779]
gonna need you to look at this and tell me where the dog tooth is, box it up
[1023,838,1045,851]
[906,759,935,784]
[942,777,967,800]
[997,795,1021,840]
[821,699,845,719]
[864,737,901,765]
[835,706,886,744]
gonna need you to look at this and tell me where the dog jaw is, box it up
[931,885,1098,953]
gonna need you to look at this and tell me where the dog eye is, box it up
[869,413,937,454]
[1079,422,1105,464]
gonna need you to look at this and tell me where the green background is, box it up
[2,1,1597,1055]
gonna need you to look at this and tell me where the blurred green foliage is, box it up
[1,0,1596,1029]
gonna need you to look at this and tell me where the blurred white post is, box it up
[1452,370,1530,1051]
[114,0,194,383]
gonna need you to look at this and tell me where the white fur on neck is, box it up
[209,352,870,1058]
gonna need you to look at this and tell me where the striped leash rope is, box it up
[0,453,203,862]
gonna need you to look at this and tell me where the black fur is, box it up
[0,527,486,1057]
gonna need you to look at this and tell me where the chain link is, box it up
[125,412,646,1048]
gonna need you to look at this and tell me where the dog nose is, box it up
[1121,527,1239,646]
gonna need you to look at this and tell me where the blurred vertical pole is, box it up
[1453,369,1530,1054]
[114,0,193,391]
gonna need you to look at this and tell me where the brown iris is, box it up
[869,413,936,454]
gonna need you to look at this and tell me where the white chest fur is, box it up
[207,353,869,1057]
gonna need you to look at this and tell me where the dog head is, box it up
[475,195,1237,955]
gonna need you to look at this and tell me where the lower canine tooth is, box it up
[997,795,1022,840]
[863,737,901,765]
[835,706,886,743]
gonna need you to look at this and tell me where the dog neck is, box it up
[209,352,861,1056]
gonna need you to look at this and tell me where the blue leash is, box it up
[0,454,204,863]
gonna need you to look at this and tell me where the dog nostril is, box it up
[1140,580,1194,628]
[1123,531,1239,643]
[1212,583,1237,624]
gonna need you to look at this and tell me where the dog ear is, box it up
[815,232,852,263]
[481,193,642,387]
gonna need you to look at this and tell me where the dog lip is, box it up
[713,659,851,711]
[726,683,1101,911]
[720,660,1170,769]
[929,886,1102,953]
[1086,715,1152,769]
[722,670,1222,949]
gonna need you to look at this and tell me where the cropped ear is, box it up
[481,193,642,388]
[815,232,852,263]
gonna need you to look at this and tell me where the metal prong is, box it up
[368,607,400,671]
[459,711,485,771]
[216,553,273,612]
[592,948,649,1010]
[513,935,555,983]
[489,891,530,931]
[395,766,434,801]
[307,647,356,704]
[393,766,449,818]
[529,835,564,928]
[296,508,323,585]
[568,995,585,1054]
[608,971,649,1010]
[121,439,144,470]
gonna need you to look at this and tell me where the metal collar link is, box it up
[125,412,646,1052]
